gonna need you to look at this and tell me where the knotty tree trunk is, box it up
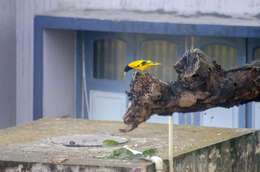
[120,49,260,132]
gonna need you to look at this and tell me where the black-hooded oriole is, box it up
[123,60,160,76]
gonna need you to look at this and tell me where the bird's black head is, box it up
[124,65,132,72]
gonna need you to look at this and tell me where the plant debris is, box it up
[96,147,157,160]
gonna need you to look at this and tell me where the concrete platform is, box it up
[0,118,259,172]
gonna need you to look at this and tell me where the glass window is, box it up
[141,40,178,81]
[202,45,237,70]
[93,39,126,80]
[254,48,260,59]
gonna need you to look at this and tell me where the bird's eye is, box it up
[141,61,147,65]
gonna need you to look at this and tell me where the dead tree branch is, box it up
[121,49,260,132]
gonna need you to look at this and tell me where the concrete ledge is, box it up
[0,118,259,171]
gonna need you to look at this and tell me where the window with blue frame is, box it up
[141,40,178,81]
[33,15,260,125]
[197,37,246,128]
[91,35,181,82]
[93,39,126,80]
[202,45,238,69]
[78,32,249,128]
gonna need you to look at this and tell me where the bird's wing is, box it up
[141,61,147,66]
[128,60,146,68]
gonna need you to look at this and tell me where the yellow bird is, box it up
[123,60,160,77]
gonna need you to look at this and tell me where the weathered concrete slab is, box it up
[0,118,259,172]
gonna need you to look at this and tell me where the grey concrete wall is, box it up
[43,29,76,118]
[173,132,258,172]
[0,162,152,172]
[0,0,16,129]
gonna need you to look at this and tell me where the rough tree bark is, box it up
[120,48,260,132]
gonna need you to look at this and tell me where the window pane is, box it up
[203,45,237,70]
[141,40,178,81]
[93,39,126,80]
[254,48,260,60]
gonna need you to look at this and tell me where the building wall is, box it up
[43,29,76,118]
[16,0,75,125]
[0,0,16,129]
[76,0,260,17]
[16,0,260,126]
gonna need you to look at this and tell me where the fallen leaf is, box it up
[52,158,69,163]
[102,139,120,147]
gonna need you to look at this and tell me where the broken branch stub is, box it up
[120,48,260,132]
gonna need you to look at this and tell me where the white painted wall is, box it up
[76,0,260,17]
[43,29,76,118]
[0,0,16,129]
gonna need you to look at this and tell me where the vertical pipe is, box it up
[82,34,89,119]
[169,115,174,172]
[81,36,85,118]
[76,31,83,118]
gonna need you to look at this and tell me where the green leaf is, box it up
[142,148,157,156]
[95,148,134,159]
[95,147,158,160]
[102,139,120,147]
[117,148,134,159]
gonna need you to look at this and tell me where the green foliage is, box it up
[142,148,157,156]
[96,148,134,159]
[96,147,157,160]
[102,139,120,147]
